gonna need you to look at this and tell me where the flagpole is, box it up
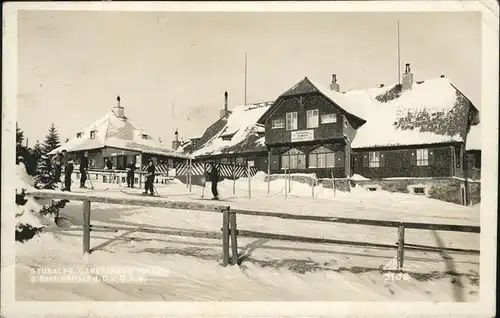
[244,53,247,106]
[397,20,401,85]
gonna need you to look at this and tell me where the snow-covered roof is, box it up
[50,109,190,159]
[258,77,366,126]
[466,124,481,151]
[343,77,476,148]
[190,102,273,157]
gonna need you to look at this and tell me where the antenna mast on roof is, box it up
[397,20,401,85]
[244,53,248,106]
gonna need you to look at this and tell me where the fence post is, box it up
[83,199,91,255]
[284,168,288,199]
[288,169,291,193]
[312,178,315,198]
[222,208,230,266]
[232,161,236,195]
[397,224,405,269]
[229,209,238,265]
[331,170,336,197]
[267,150,271,195]
[248,165,251,199]
[188,159,192,193]
[185,159,188,188]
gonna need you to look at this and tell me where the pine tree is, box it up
[33,154,57,190]
[31,140,44,163]
[42,123,61,154]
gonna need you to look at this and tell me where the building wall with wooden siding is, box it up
[352,144,459,178]
[264,94,346,145]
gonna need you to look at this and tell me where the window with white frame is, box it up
[286,112,298,131]
[416,149,429,166]
[272,118,285,129]
[90,130,96,139]
[141,134,148,140]
[281,148,305,169]
[76,132,82,138]
[306,109,319,128]
[308,146,335,168]
[369,152,380,168]
[321,113,337,124]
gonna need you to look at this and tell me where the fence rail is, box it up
[26,190,480,270]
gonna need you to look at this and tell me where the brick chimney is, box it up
[329,74,340,92]
[114,95,125,118]
[402,63,413,91]
[220,91,229,118]
[171,130,181,150]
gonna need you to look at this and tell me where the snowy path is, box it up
[16,175,480,301]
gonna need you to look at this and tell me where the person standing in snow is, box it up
[79,151,89,188]
[126,159,136,188]
[62,154,74,192]
[143,159,156,196]
[52,151,63,182]
[209,162,220,200]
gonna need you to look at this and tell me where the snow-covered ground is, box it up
[15,171,480,302]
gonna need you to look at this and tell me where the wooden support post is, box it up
[248,165,251,199]
[312,178,315,198]
[232,161,236,195]
[222,208,230,266]
[229,209,238,265]
[82,199,91,255]
[188,159,192,193]
[397,224,405,269]
[284,168,288,199]
[331,170,336,197]
[139,154,143,187]
[185,159,188,188]
[267,150,271,195]
[288,169,291,193]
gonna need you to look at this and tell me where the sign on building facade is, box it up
[291,129,314,142]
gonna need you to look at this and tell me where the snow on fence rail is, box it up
[26,190,480,270]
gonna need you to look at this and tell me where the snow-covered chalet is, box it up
[50,96,190,170]
[184,64,481,205]
[180,91,272,172]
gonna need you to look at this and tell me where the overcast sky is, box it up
[17,10,481,146]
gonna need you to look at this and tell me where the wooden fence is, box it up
[26,190,480,270]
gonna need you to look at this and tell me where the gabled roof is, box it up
[343,77,477,148]
[189,102,273,157]
[50,109,190,158]
[257,77,367,126]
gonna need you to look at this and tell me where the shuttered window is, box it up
[416,149,429,166]
[369,152,380,168]
[410,149,435,166]
[363,152,385,168]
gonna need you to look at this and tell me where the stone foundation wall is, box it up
[352,177,481,205]
[265,174,351,192]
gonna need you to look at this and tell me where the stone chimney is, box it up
[402,63,413,91]
[220,91,229,118]
[114,95,125,118]
[171,130,181,150]
[329,74,340,92]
